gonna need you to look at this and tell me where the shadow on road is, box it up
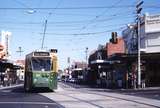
[0,85,65,108]
[10,86,54,93]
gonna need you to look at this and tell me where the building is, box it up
[0,31,12,58]
[107,37,125,57]
[122,13,160,53]
[121,13,160,87]
[122,23,137,54]
[88,33,125,88]
[88,45,107,86]
[70,61,88,84]
[0,44,5,59]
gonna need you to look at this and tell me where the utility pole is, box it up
[67,57,71,74]
[41,20,48,49]
[3,31,11,58]
[5,34,9,57]
[16,47,24,56]
[85,47,88,65]
[136,0,143,88]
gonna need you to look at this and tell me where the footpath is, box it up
[0,84,23,90]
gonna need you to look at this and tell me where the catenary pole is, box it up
[136,0,143,88]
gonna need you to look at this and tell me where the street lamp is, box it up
[26,10,36,14]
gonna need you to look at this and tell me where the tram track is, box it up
[58,82,160,108]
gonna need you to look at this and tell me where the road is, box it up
[0,85,62,108]
[41,82,160,108]
[0,83,160,108]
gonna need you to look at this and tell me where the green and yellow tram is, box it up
[24,49,58,92]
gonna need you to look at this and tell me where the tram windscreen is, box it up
[32,57,51,71]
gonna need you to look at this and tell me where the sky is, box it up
[0,0,160,69]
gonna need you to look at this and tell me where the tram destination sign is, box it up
[34,52,50,56]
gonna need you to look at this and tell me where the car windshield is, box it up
[31,57,51,71]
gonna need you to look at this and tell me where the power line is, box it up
[13,0,30,8]
[0,12,134,25]
[0,21,130,32]
[46,0,63,20]
[34,11,100,17]
[0,5,159,10]
[79,0,124,32]
[0,16,134,25]
[13,0,36,13]
[0,6,133,10]
[39,27,125,36]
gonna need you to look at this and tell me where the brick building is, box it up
[88,33,126,88]
[107,38,125,57]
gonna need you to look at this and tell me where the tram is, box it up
[24,49,58,92]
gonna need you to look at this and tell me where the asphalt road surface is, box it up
[62,82,160,100]
[0,85,62,108]
[41,82,160,108]
[0,83,160,108]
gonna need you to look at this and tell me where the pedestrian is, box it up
[141,79,145,88]
[5,68,10,86]
[141,73,146,88]
[0,73,5,86]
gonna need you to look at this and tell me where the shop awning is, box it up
[91,60,120,64]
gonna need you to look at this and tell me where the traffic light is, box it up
[110,32,118,44]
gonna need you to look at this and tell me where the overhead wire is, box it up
[0,19,131,32]
[1,1,142,38]
[78,0,124,33]
[2,1,159,64]
[0,14,134,25]
[39,26,125,36]
[45,0,63,20]
[0,5,159,10]
[13,0,31,9]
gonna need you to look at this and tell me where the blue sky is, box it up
[0,0,160,69]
